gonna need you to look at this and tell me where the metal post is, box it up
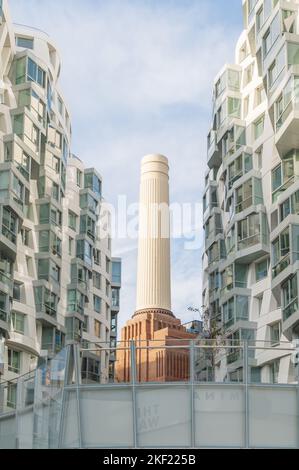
[130,340,138,448]
[15,377,22,449]
[58,345,71,449]
[243,340,249,449]
[190,341,195,448]
[74,343,83,449]
[297,343,299,450]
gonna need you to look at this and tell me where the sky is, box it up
[9,0,243,329]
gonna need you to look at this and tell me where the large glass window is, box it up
[76,240,92,267]
[34,286,57,317]
[80,215,96,241]
[263,13,280,58]
[282,274,298,321]
[11,311,25,335]
[112,288,120,308]
[94,295,102,313]
[2,207,18,244]
[67,290,84,315]
[268,46,285,89]
[256,259,269,281]
[8,349,21,374]
[27,57,45,88]
[84,172,102,198]
[68,211,77,231]
[237,213,260,250]
[16,36,34,49]
[272,228,290,277]
[112,261,121,284]
[254,115,265,139]
[270,322,281,346]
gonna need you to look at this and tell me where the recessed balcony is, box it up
[207,130,221,169]
[282,297,299,341]
[275,83,299,156]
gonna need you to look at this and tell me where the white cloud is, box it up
[9,0,241,327]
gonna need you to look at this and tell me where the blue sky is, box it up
[9,0,243,328]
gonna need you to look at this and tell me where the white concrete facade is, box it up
[0,0,121,389]
[202,0,299,383]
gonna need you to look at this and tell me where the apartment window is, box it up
[15,57,26,84]
[255,86,264,107]
[106,280,110,297]
[263,13,280,58]
[272,153,294,203]
[94,319,101,338]
[84,172,102,198]
[270,322,281,346]
[80,193,98,213]
[21,228,30,247]
[76,169,82,188]
[7,383,17,409]
[237,213,260,250]
[38,259,60,283]
[244,63,254,86]
[268,47,285,89]
[69,237,73,256]
[80,214,96,241]
[93,271,101,290]
[2,207,18,244]
[27,57,46,88]
[68,211,77,231]
[8,349,21,374]
[112,288,120,308]
[16,36,34,49]
[76,240,92,267]
[106,257,111,274]
[94,295,101,314]
[93,249,101,266]
[256,7,263,32]
[270,360,280,384]
[272,228,290,278]
[52,183,59,201]
[282,274,298,321]
[256,259,269,281]
[13,282,22,302]
[67,290,84,315]
[254,115,264,140]
[83,315,89,333]
[12,312,25,335]
[112,261,121,283]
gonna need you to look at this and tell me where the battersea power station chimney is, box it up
[116,155,195,383]
[135,154,172,317]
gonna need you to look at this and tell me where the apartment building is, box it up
[0,0,121,390]
[202,0,299,383]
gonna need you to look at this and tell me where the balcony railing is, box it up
[236,195,263,214]
[283,297,298,322]
[272,253,291,278]
[67,302,84,316]
[272,176,295,203]
[2,226,17,244]
[221,281,247,296]
[36,303,57,318]
[238,233,260,251]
